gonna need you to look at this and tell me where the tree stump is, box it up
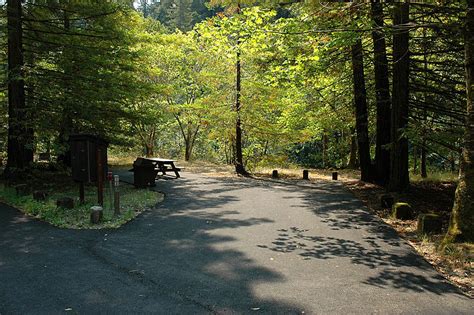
[56,197,74,209]
[303,170,309,180]
[272,170,279,179]
[417,214,442,235]
[90,206,103,224]
[380,194,395,208]
[332,172,338,180]
[392,202,414,220]
[33,190,48,201]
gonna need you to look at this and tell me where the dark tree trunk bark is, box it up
[351,39,372,182]
[371,2,391,186]
[420,12,429,179]
[235,49,247,175]
[234,13,248,176]
[5,0,33,177]
[388,3,410,192]
[445,0,474,243]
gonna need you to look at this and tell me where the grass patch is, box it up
[0,181,162,229]
[411,170,459,183]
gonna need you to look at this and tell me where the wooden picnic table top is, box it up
[141,157,176,163]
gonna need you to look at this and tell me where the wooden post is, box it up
[79,181,85,205]
[303,170,309,180]
[97,148,103,206]
[114,175,120,215]
[332,171,338,180]
[90,206,103,224]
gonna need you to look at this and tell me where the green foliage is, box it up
[0,1,468,176]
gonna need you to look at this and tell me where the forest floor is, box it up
[163,160,473,297]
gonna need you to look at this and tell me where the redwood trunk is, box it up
[5,0,33,176]
[351,39,371,182]
[371,2,391,186]
[389,3,410,192]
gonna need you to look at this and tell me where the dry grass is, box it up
[252,167,360,182]
[108,155,137,168]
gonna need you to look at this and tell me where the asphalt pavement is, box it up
[0,172,472,314]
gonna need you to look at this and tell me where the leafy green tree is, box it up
[19,1,155,163]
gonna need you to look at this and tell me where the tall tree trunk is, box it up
[234,48,247,175]
[5,0,33,177]
[351,39,371,182]
[234,5,248,176]
[445,0,474,243]
[371,2,391,186]
[421,11,429,179]
[388,3,410,192]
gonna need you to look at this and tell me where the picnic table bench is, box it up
[130,157,182,188]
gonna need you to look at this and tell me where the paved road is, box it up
[0,173,472,314]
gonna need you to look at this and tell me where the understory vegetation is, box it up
[0,170,161,229]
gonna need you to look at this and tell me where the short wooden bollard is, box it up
[272,170,279,178]
[113,175,120,216]
[90,206,103,224]
[303,170,309,180]
[332,171,338,180]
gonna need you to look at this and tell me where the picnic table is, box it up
[142,157,181,178]
[130,157,182,188]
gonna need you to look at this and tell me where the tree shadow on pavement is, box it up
[92,175,304,313]
[258,181,467,297]
[0,174,304,314]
